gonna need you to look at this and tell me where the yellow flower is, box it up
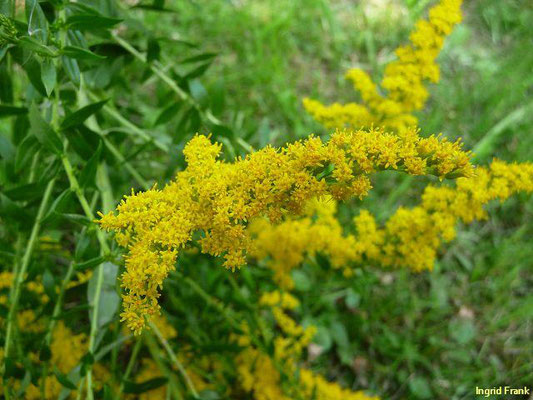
[249,160,533,279]
[304,0,463,132]
[99,128,471,334]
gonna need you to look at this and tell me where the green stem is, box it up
[60,153,110,399]
[117,338,142,397]
[144,334,183,400]
[101,136,151,190]
[2,178,56,364]
[93,95,169,152]
[148,321,199,399]
[111,32,221,127]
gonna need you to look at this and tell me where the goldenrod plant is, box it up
[1,0,531,399]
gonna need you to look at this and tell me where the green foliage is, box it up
[0,0,531,399]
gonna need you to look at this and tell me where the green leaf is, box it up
[179,52,217,64]
[0,61,14,102]
[42,189,72,223]
[29,103,63,154]
[61,45,106,61]
[79,140,102,188]
[154,102,182,126]
[75,256,106,272]
[62,56,80,87]
[17,37,57,57]
[54,368,77,390]
[42,269,56,301]
[79,352,95,377]
[123,377,168,394]
[88,262,120,329]
[15,135,38,173]
[41,58,56,97]
[183,62,212,80]
[0,105,28,118]
[25,0,48,43]
[22,58,48,97]
[61,213,91,226]
[65,15,122,31]
[61,100,108,130]
[4,182,47,201]
[146,38,160,62]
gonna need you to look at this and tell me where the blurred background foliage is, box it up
[0,0,532,399]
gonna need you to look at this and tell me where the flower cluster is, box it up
[304,0,463,132]
[236,290,378,400]
[99,128,472,334]
[249,160,533,282]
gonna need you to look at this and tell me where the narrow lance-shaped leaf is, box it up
[61,45,106,61]
[25,0,48,43]
[60,100,108,130]
[65,15,122,31]
[41,58,56,97]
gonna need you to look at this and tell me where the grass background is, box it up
[139,0,533,398]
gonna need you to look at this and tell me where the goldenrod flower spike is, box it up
[250,160,533,285]
[99,128,472,334]
[304,0,463,132]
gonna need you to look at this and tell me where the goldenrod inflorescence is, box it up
[99,128,472,334]
[250,160,533,284]
[304,0,463,132]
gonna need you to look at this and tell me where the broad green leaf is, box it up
[88,262,120,329]
[60,100,108,130]
[29,103,63,154]
[65,15,122,31]
[41,58,56,97]
[61,45,106,61]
